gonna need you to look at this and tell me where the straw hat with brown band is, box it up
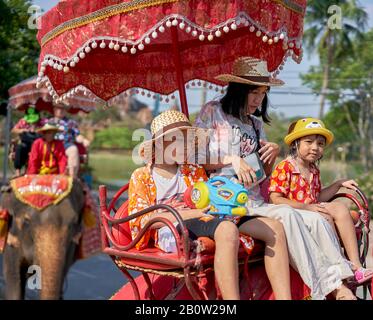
[138,110,208,162]
[216,56,285,87]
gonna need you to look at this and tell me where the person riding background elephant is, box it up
[10,106,47,177]
[51,106,90,178]
[1,121,101,300]
[26,122,67,175]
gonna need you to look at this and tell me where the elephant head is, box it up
[1,178,85,300]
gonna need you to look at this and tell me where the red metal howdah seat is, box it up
[99,183,266,300]
[99,182,371,300]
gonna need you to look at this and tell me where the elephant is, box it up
[0,178,85,300]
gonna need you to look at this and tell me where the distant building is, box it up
[110,94,153,126]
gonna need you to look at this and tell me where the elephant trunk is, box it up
[34,224,70,300]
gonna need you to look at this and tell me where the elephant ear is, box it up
[0,186,28,219]
[0,185,13,215]
[70,179,86,214]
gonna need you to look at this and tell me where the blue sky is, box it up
[33,0,373,118]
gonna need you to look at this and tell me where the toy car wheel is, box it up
[192,182,210,209]
[183,186,196,209]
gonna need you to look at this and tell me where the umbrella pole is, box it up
[2,104,11,185]
[171,27,189,118]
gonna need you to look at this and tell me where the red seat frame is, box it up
[99,182,372,300]
[99,183,244,299]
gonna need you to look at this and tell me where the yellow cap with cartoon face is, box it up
[284,118,334,146]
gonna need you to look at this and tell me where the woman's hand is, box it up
[340,179,358,191]
[258,140,280,164]
[231,155,257,188]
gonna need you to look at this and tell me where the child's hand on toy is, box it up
[340,179,358,191]
[202,206,211,214]
[231,155,257,188]
[259,140,280,164]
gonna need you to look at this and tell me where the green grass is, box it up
[89,150,140,188]
[319,160,363,186]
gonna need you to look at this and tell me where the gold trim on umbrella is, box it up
[41,0,178,46]
[271,0,305,14]
[41,0,305,47]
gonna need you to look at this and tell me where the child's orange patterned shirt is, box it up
[128,164,208,250]
[269,157,322,204]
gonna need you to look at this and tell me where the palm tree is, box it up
[303,0,367,118]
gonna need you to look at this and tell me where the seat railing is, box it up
[99,184,202,265]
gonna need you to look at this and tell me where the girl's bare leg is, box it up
[325,202,362,269]
[214,221,240,300]
[239,217,292,300]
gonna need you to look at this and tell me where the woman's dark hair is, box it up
[220,82,271,124]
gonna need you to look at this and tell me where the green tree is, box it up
[303,0,367,118]
[302,28,373,170]
[0,0,40,102]
[91,126,138,150]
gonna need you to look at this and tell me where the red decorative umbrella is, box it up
[9,76,99,114]
[37,0,307,117]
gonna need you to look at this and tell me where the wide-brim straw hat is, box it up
[284,118,334,146]
[216,56,284,87]
[36,123,63,133]
[138,110,207,162]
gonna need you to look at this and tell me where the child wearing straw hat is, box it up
[195,56,356,299]
[27,121,67,175]
[269,118,373,285]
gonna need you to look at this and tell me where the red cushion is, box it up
[111,200,265,272]
[112,200,132,246]
[260,178,270,203]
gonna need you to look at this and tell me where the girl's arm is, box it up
[270,192,309,209]
[319,179,358,202]
[270,192,330,214]
[11,128,27,135]
[268,161,329,214]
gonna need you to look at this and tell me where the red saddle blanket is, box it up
[9,175,101,260]
[10,175,73,211]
